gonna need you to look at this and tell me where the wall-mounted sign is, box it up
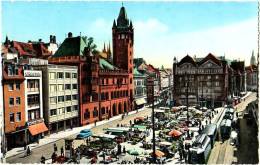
[24,71,41,77]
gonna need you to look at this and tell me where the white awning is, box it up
[135,98,146,105]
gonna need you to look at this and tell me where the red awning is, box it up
[168,129,182,137]
[28,122,48,136]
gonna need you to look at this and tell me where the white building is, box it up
[34,65,79,134]
[23,69,48,143]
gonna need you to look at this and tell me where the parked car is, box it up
[76,129,92,139]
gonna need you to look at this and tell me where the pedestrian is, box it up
[129,120,132,126]
[41,155,46,164]
[123,146,126,153]
[60,146,64,156]
[205,119,208,125]
[54,143,57,152]
[178,148,183,160]
[26,146,31,156]
[51,152,57,163]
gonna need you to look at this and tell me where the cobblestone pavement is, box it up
[207,92,258,164]
[6,108,152,164]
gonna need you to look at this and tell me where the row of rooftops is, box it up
[173,53,257,75]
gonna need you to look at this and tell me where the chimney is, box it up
[50,35,53,43]
[53,36,56,43]
[68,32,72,38]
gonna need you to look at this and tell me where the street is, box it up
[207,92,258,164]
[6,108,152,164]
[6,93,258,164]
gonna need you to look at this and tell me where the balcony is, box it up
[27,103,40,110]
[27,88,39,93]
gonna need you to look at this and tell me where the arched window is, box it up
[93,107,98,117]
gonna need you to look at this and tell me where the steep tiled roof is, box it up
[53,36,88,57]
[178,55,196,66]
[12,41,37,57]
[134,67,145,77]
[198,53,222,66]
[99,58,118,70]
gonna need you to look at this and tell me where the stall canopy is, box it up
[133,125,147,131]
[168,129,182,137]
[135,117,145,121]
[135,98,146,105]
[127,148,143,155]
[153,150,165,157]
[28,122,48,136]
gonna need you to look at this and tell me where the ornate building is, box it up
[49,6,134,126]
[173,53,229,108]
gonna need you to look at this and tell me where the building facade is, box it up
[2,62,48,150]
[133,68,147,109]
[173,53,228,107]
[49,6,134,126]
[230,61,246,96]
[2,63,26,149]
[34,65,79,134]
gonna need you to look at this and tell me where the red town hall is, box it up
[49,6,134,126]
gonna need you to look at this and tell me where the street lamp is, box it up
[147,76,156,163]
[185,72,190,138]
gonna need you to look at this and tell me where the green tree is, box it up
[83,36,99,55]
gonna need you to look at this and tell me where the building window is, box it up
[16,97,21,105]
[49,72,56,79]
[8,83,14,91]
[72,84,77,90]
[84,109,90,119]
[216,82,219,87]
[9,97,14,106]
[72,94,78,100]
[16,112,21,122]
[130,78,132,84]
[101,107,106,114]
[65,72,71,78]
[65,84,71,90]
[66,106,71,113]
[66,95,71,101]
[50,84,57,92]
[216,75,219,79]
[73,105,78,111]
[50,109,57,116]
[10,113,14,122]
[58,96,64,102]
[72,73,77,78]
[50,97,57,104]
[16,83,20,90]
[93,107,98,117]
[58,84,64,91]
[57,72,64,79]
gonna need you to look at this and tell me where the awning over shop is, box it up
[28,122,48,136]
[135,98,146,105]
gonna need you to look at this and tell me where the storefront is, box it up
[134,98,146,110]
[26,119,48,144]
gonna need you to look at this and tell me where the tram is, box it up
[202,124,217,148]
[190,134,212,164]
[220,119,232,139]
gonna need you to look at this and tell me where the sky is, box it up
[2,1,258,68]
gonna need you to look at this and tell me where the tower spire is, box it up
[102,42,106,53]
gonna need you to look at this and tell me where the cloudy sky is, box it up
[2,1,258,68]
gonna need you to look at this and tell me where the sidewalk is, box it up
[5,107,148,159]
